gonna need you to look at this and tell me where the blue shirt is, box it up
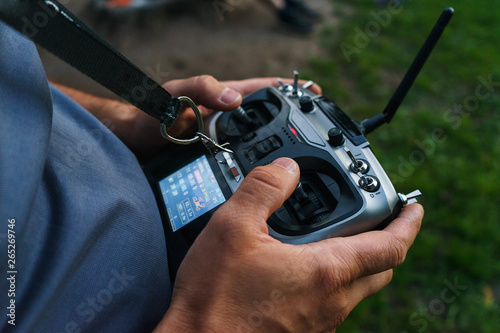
[0,22,171,332]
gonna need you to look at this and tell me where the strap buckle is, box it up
[160,96,233,156]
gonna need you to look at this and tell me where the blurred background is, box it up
[40,0,500,331]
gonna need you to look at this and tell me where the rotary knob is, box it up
[328,128,345,146]
[299,96,314,113]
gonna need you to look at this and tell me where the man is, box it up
[0,21,423,332]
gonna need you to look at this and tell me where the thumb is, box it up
[212,158,300,234]
[162,75,242,111]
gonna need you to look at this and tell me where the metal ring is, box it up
[160,96,205,145]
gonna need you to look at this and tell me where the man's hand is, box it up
[55,75,320,162]
[130,76,322,161]
[155,158,424,332]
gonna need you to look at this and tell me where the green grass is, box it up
[305,0,500,331]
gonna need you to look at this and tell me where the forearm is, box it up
[50,82,165,162]
[51,83,137,138]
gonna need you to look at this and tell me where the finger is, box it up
[333,269,392,316]
[211,158,300,234]
[316,203,424,283]
[343,270,393,312]
[223,77,322,96]
[162,75,242,111]
[313,270,392,329]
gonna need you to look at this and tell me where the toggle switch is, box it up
[398,190,422,206]
[343,147,369,174]
[223,152,241,182]
[302,80,314,89]
[293,70,299,97]
[343,147,357,164]
[358,174,380,192]
[350,159,369,174]
[246,136,282,163]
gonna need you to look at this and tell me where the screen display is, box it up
[159,155,226,232]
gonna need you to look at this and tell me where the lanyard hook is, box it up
[160,96,233,157]
[160,96,204,145]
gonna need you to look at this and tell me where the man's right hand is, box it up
[155,158,424,333]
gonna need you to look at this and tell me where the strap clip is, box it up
[160,96,233,157]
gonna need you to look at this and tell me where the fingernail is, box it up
[271,158,299,174]
[220,88,241,105]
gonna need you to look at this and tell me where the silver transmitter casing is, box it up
[206,85,402,245]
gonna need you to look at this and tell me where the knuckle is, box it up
[250,165,280,183]
[331,309,349,328]
[193,74,217,89]
[245,166,284,197]
[383,269,394,286]
[313,262,334,291]
[325,289,350,329]
[311,253,346,296]
[205,210,252,251]
[331,242,364,283]
[388,233,409,267]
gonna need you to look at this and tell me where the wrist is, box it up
[154,302,219,333]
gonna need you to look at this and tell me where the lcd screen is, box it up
[159,155,226,232]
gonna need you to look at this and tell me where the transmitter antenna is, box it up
[361,7,454,135]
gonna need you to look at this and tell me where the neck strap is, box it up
[0,0,181,126]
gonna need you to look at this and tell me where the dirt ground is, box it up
[39,0,335,98]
